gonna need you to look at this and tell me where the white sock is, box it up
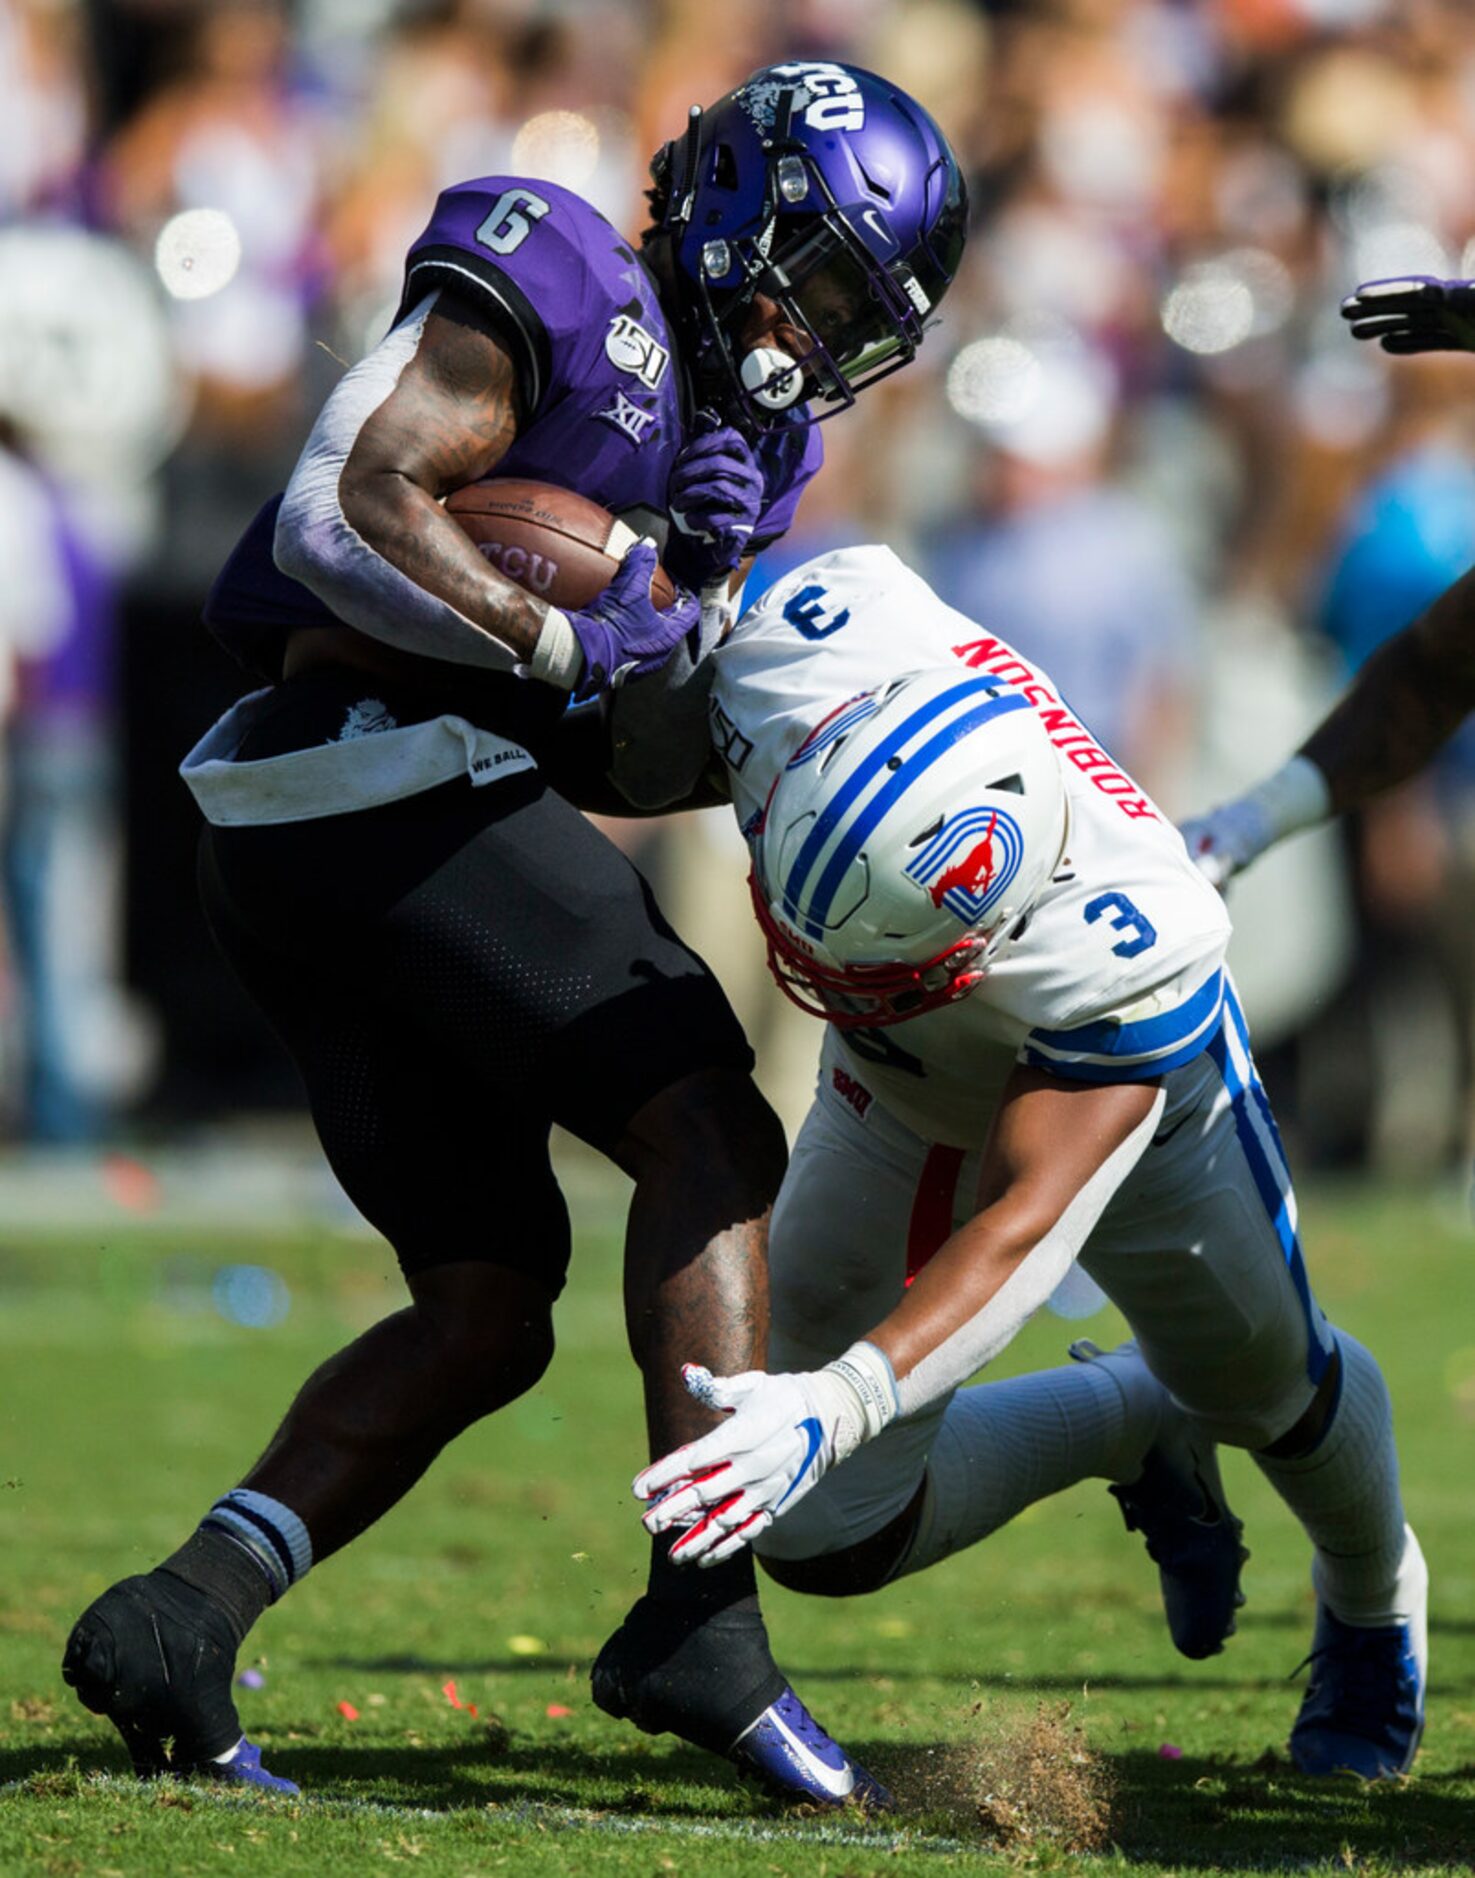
[898,1346,1163,1580]
[1253,1332,1416,1627]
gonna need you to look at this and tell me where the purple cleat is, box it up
[729,1687,892,1810]
[209,1735,299,1796]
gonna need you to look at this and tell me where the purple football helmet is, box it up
[651,61,968,425]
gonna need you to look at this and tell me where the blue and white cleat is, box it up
[209,1735,299,1796]
[1290,1530,1427,1779]
[730,1687,892,1811]
[1073,1341,1247,1660]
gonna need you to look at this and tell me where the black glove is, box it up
[1340,276,1475,354]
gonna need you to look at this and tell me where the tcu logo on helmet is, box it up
[739,64,866,134]
[905,807,1026,927]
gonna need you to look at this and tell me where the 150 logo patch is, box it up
[605,315,670,389]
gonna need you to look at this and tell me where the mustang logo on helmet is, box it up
[906,807,1026,927]
[927,817,998,910]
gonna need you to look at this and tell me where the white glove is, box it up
[1180,755,1332,890]
[634,1344,898,1567]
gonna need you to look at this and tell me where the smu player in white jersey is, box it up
[639,547,1428,1779]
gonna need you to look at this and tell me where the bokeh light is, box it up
[212,1264,291,1330]
[154,208,242,301]
[945,336,1041,427]
[510,111,601,192]
[947,325,1117,466]
[1161,262,1256,356]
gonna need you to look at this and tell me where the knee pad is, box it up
[756,1482,926,1599]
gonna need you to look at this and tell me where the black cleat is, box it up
[63,1572,294,1791]
[593,1596,891,1809]
[1072,1340,1247,1660]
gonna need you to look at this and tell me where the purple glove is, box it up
[1340,276,1475,354]
[565,540,698,703]
[664,414,766,588]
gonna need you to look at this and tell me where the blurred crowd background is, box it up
[2,0,1475,1174]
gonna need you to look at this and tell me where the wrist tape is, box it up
[824,1341,900,1446]
[529,607,584,691]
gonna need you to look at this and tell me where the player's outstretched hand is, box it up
[566,540,698,702]
[1340,276,1475,354]
[664,413,765,588]
[1180,797,1274,890]
[1181,757,1333,889]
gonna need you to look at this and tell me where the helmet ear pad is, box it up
[740,344,804,409]
[752,670,1070,1027]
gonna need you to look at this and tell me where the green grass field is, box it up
[3,1162,1474,1876]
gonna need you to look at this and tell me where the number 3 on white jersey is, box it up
[1085,891,1157,959]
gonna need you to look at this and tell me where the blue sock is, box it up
[200,1490,314,1603]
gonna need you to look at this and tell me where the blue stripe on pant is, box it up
[1206,990,1329,1386]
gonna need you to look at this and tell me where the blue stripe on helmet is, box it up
[788,696,880,769]
[800,690,1032,937]
[779,677,1007,923]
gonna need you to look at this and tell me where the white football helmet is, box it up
[750,668,1069,1026]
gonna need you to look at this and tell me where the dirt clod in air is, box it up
[884,1700,1114,1852]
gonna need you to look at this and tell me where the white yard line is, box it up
[4,1772,977,1857]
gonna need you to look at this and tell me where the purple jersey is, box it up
[208,177,822,682]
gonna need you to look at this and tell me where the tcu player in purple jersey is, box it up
[61,63,967,1806]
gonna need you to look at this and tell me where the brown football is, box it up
[444,478,677,610]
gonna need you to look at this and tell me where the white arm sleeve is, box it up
[272,293,520,673]
[895,1088,1164,1418]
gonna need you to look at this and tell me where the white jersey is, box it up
[711,545,1232,1148]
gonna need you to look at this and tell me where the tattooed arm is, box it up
[1301,565,1475,809]
[1182,566,1475,885]
[274,289,547,669]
